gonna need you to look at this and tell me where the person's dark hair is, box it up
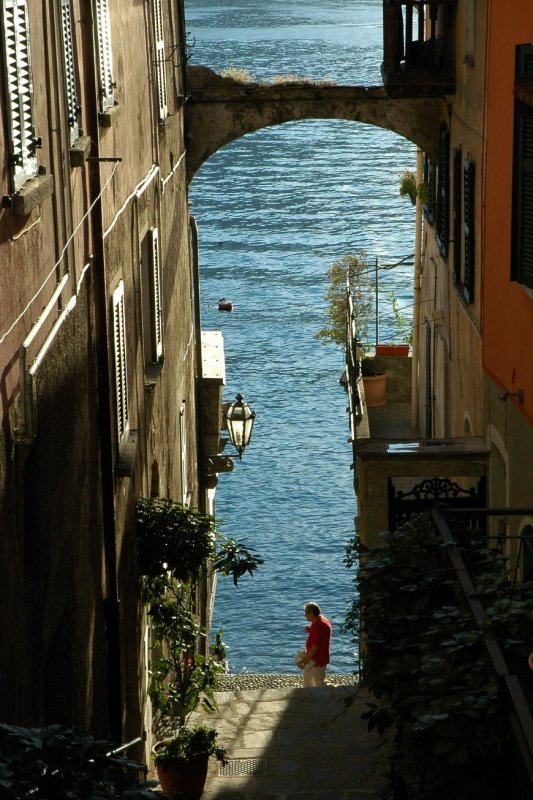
[304,602,321,617]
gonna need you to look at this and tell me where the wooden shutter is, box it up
[452,147,462,284]
[424,155,436,224]
[512,45,533,287]
[112,281,129,443]
[148,227,164,361]
[463,158,475,303]
[60,0,79,144]
[153,0,168,122]
[1,0,38,191]
[94,0,114,112]
[436,123,450,258]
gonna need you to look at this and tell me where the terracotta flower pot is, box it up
[362,373,387,407]
[156,752,210,798]
[375,344,409,356]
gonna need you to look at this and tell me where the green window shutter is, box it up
[112,281,129,443]
[424,155,436,224]
[153,0,168,122]
[61,0,80,145]
[436,124,450,258]
[1,0,38,191]
[94,0,115,112]
[463,158,475,303]
[453,147,462,284]
[512,44,533,287]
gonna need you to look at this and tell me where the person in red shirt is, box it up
[299,602,332,687]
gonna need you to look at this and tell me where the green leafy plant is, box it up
[152,724,227,769]
[0,723,159,799]
[344,514,533,799]
[136,498,263,766]
[399,169,429,205]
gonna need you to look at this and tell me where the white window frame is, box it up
[179,402,189,506]
[1,0,38,191]
[60,0,80,145]
[142,227,164,364]
[112,281,129,445]
[94,0,115,112]
[152,0,168,122]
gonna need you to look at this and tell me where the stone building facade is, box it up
[0,0,204,747]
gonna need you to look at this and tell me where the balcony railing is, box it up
[382,0,457,96]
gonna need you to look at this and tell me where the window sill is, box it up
[10,173,54,216]
[115,428,138,477]
[144,362,164,394]
[70,135,92,167]
[98,103,121,128]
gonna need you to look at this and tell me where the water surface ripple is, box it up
[187,0,416,674]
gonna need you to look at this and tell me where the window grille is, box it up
[94,0,115,112]
[60,0,80,145]
[112,281,129,444]
[1,0,38,191]
[463,158,475,303]
[152,0,168,122]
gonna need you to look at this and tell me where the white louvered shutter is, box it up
[153,0,168,122]
[1,0,38,191]
[60,0,79,144]
[112,281,129,443]
[94,0,114,112]
[148,228,164,361]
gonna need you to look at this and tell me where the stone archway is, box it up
[185,67,448,181]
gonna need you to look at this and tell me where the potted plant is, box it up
[398,168,429,206]
[136,498,263,797]
[315,252,387,406]
[152,724,227,797]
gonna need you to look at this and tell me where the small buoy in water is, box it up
[218,298,233,312]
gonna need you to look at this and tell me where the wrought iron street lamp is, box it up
[225,393,256,460]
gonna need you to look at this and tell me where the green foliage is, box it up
[0,724,159,799]
[315,252,375,351]
[136,498,263,750]
[344,514,533,799]
[152,724,227,769]
[398,169,429,206]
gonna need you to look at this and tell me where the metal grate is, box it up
[219,758,268,777]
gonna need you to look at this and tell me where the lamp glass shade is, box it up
[226,394,255,457]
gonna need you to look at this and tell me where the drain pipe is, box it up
[411,147,423,429]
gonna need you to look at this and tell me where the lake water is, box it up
[186,0,417,674]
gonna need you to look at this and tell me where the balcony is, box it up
[382,0,457,97]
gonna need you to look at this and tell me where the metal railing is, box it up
[432,507,533,794]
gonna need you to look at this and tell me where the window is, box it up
[452,147,462,284]
[112,281,129,444]
[152,0,168,122]
[463,158,475,302]
[94,0,115,112]
[521,527,533,582]
[423,154,436,224]
[464,0,475,66]
[436,124,450,258]
[60,0,80,145]
[179,402,189,506]
[511,44,533,288]
[141,227,164,364]
[1,0,38,191]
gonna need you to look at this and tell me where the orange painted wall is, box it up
[483,3,533,421]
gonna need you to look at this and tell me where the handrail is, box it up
[432,508,533,787]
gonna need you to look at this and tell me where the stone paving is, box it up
[186,674,385,800]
